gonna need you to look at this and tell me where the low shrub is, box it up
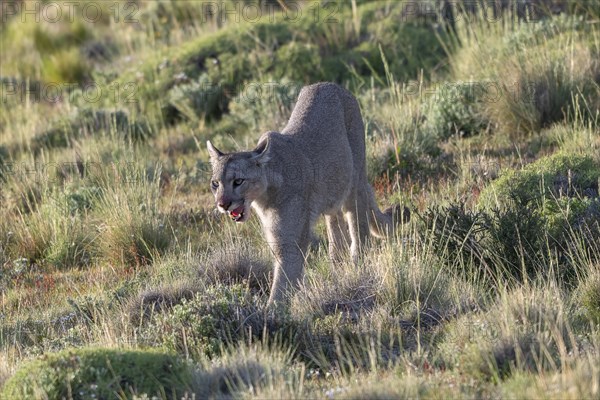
[480,152,600,255]
[136,284,279,359]
[128,282,199,325]
[420,203,488,275]
[1,347,192,399]
[422,82,488,140]
[167,73,226,122]
[424,153,600,283]
[479,152,600,209]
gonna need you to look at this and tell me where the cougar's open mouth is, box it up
[229,205,246,222]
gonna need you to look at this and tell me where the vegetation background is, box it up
[0,0,599,398]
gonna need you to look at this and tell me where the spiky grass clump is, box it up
[99,216,171,267]
[3,188,94,269]
[439,285,573,382]
[287,236,476,372]
[201,243,272,291]
[192,342,302,398]
[95,166,171,266]
[577,269,600,324]
[449,14,599,136]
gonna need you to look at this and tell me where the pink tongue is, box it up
[231,206,243,217]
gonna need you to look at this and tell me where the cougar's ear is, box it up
[251,137,271,164]
[207,140,224,160]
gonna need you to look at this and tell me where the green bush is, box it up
[420,203,488,275]
[360,19,447,82]
[422,82,488,140]
[424,198,598,283]
[479,152,600,211]
[273,42,322,82]
[484,152,600,276]
[227,79,299,132]
[421,202,540,282]
[423,153,600,282]
[167,73,225,122]
[138,284,265,358]
[1,347,192,399]
[483,204,547,280]
[1,18,95,83]
[40,47,91,84]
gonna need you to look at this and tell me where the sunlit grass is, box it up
[1,1,600,398]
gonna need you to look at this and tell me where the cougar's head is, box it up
[206,138,271,223]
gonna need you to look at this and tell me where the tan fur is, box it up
[207,82,408,305]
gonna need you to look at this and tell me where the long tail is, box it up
[367,186,410,238]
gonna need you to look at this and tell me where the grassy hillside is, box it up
[1,0,599,398]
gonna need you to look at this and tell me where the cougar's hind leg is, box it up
[344,191,371,264]
[325,211,350,264]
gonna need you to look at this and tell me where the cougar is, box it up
[207,82,408,305]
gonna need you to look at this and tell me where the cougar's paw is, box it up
[385,204,411,224]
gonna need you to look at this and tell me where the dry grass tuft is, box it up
[200,244,272,292]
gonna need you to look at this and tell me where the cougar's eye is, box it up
[211,180,219,189]
[233,178,244,187]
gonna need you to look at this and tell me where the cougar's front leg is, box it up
[263,209,312,305]
[267,239,308,305]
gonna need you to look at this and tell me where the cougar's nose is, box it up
[218,200,231,210]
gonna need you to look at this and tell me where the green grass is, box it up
[1,1,600,398]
